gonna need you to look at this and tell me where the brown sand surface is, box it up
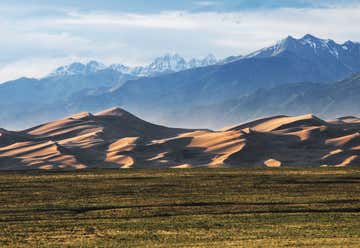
[0,108,359,169]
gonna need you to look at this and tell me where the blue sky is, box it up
[0,0,359,81]
[2,0,358,12]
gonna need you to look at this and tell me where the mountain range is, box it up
[107,34,360,108]
[0,34,360,130]
[49,54,219,78]
[158,73,360,128]
[0,107,359,169]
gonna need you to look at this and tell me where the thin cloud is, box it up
[193,1,221,7]
[56,11,201,30]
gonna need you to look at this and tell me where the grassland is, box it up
[0,168,359,247]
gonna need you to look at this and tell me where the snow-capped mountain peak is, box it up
[49,61,106,77]
[189,54,218,67]
[112,53,218,77]
[109,64,132,74]
[86,61,107,72]
[47,54,219,78]
[245,34,360,61]
[147,53,188,73]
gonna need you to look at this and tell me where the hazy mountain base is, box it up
[3,71,360,131]
[0,168,359,247]
[161,73,360,129]
[62,72,360,131]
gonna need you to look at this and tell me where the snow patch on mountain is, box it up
[48,54,219,78]
[111,53,219,77]
[49,61,106,77]
[245,34,360,61]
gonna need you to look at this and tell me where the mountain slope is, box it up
[160,72,360,129]
[0,68,133,105]
[219,72,360,124]
[0,67,137,128]
[247,34,360,63]
[0,108,359,169]
[74,34,360,117]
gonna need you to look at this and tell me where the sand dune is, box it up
[331,116,360,124]
[227,114,328,132]
[325,133,360,147]
[0,140,85,170]
[264,159,282,168]
[0,108,359,169]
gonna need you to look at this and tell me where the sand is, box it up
[0,107,359,169]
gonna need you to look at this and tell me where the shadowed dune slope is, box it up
[0,108,359,169]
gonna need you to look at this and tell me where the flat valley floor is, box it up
[0,168,359,247]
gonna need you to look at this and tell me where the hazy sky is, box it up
[0,0,360,81]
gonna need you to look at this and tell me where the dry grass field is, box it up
[0,168,359,247]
